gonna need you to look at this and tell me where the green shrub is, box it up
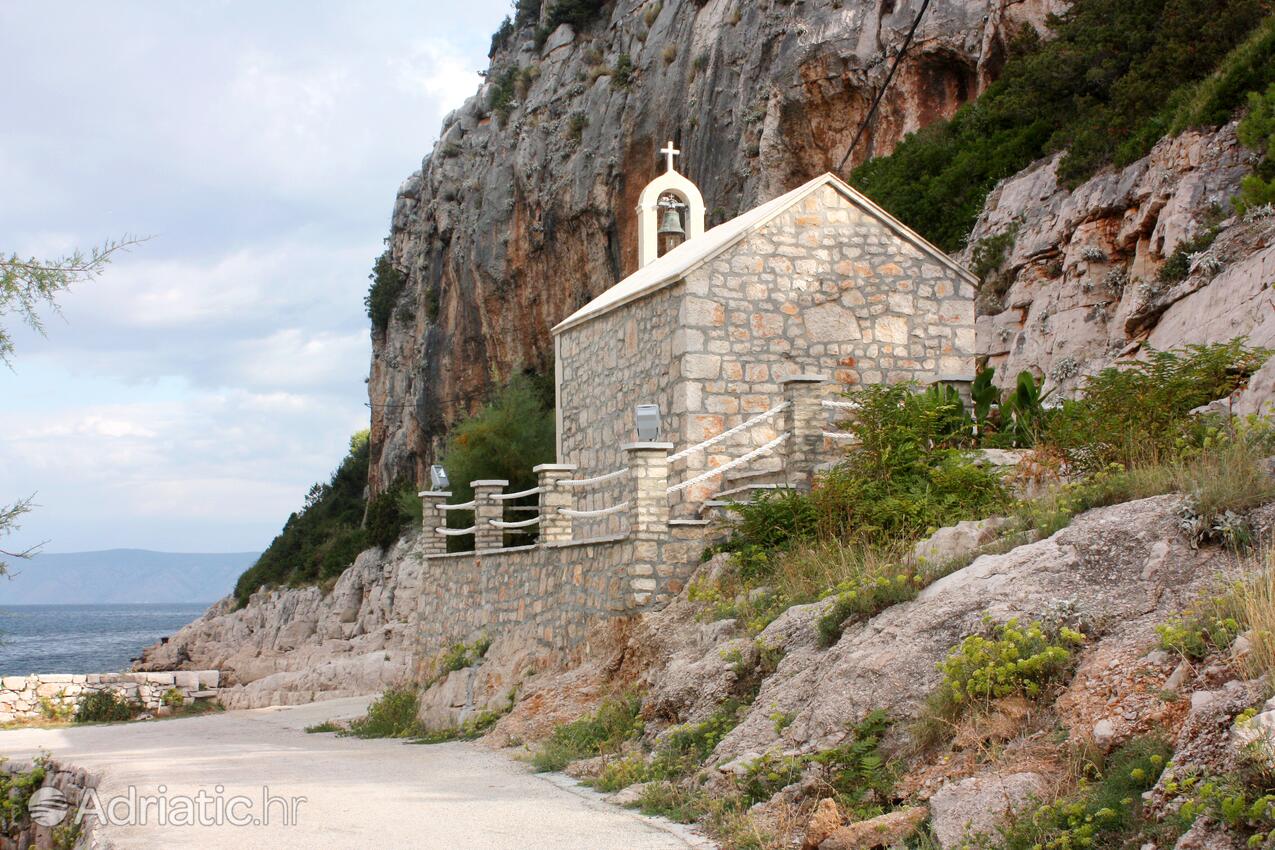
[807,383,1009,544]
[932,617,1085,718]
[1044,341,1269,471]
[440,372,555,507]
[816,568,923,647]
[489,66,519,123]
[988,737,1172,850]
[593,698,748,791]
[739,711,893,813]
[530,693,643,772]
[0,757,48,827]
[1237,83,1275,211]
[1157,585,1246,660]
[611,53,634,89]
[234,430,371,606]
[345,687,421,739]
[545,0,608,30]
[161,687,186,708]
[75,690,137,723]
[440,636,491,673]
[365,482,414,551]
[850,0,1268,251]
[365,251,407,333]
[1167,15,1275,133]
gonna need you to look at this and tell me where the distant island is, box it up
[0,549,259,605]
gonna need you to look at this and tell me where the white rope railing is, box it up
[558,501,630,518]
[822,399,859,410]
[435,500,475,511]
[489,516,541,529]
[435,525,476,536]
[821,430,857,440]
[490,486,543,501]
[561,467,630,488]
[667,432,790,494]
[667,402,789,463]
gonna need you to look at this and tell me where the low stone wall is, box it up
[0,671,219,723]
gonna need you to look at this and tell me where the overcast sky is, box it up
[0,2,507,553]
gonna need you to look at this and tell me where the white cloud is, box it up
[0,0,508,552]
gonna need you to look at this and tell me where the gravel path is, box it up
[0,696,711,849]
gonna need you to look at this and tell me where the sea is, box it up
[0,604,209,678]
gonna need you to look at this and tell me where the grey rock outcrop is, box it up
[968,121,1273,394]
[707,495,1241,765]
[929,772,1049,849]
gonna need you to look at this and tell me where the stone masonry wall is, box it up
[560,184,977,510]
[408,522,702,660]
[672,185,977,503]
[0,671,219,723]
[556,284,681,536]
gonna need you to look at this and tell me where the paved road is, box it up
[0,696,711,849]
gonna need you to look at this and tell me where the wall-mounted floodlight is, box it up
[429,464,450,490]
[635,404,661,442]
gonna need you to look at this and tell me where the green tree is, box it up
[0,236,142,574]
[1236,83,1275,211]
[440,371,555,504]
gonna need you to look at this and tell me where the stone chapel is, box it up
[551,144,977,511]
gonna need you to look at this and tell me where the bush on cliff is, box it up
[850,0,1269,251]
[1043,340,1269,471]
[439,371,555,506]
[364,250,406,333]
[233,430,370,607]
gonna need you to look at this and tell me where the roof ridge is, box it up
[551,173,973,334]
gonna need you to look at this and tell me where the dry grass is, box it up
[1239,545,1275,683]
[771,539,911,605]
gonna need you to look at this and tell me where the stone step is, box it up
[722,464,783,486]
[708,482,784,501]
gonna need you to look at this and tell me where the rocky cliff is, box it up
[966,121,1275,393]
[369,0,1067,494]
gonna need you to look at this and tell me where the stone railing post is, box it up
[781,373,830,490]
[471,480,508,552]
[417,490,451,555]
[624,442,672,541]
[624,442,672,606]
[534,463,577,544]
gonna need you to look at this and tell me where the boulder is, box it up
[929,772,1048,849]
[608,782,650,807]
[912,517,1013,567]
[820,806,928,850]
[802,798,843,850]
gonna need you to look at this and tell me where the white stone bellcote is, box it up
[636,141,705,269]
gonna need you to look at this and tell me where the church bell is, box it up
[658,207,685,255]
[657,208,685,237]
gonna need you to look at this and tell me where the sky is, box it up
[0,1,508,553]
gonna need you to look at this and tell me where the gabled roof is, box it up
[552,171,977,334]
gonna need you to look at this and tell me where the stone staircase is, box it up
[699,462,791,520]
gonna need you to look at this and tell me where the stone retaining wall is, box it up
[0,758,99,850]
[0,671,219,723]
[412,521,704,660]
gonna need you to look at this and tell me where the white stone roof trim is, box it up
[552,172,977,334]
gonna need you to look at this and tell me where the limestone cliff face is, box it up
[965,122,1274,392]
[368,0,1064,495]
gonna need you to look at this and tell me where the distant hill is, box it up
[0,549,258,604]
